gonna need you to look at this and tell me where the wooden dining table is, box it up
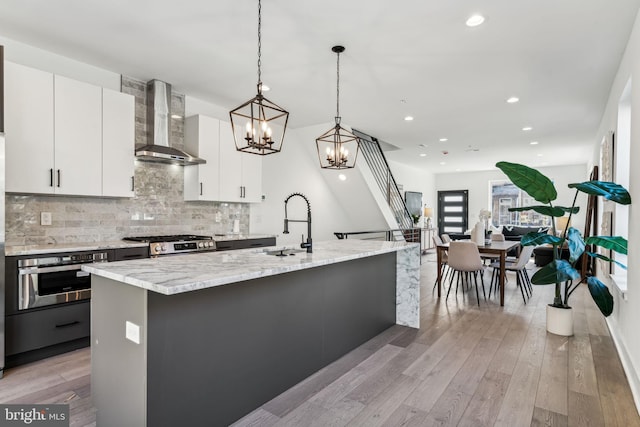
[436,240,521,306]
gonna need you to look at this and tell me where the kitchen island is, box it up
[82,240,420,427]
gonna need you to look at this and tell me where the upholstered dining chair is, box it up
[432,235,451,291]
[441,233,452,243]
[446,241,486,306]
[489,245,535,304]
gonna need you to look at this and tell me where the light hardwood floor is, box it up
[2,252,638,426]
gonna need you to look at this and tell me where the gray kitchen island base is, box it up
[92,252,401,427]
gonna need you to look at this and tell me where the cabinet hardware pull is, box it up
[49,169,54,187]
[200,182,203,196]
[131,176,135,191]
[57,169,61,187]
[55,320,80,328]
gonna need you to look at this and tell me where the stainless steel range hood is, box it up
[135,79,205,165]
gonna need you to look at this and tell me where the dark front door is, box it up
[438,190,469,237]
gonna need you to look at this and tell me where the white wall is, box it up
[251,122,388,245]
[0,35,120,89]
[434,164,589,232]
[592,8,640,409]
[388,160,437,224]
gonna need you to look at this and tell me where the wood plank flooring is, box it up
[1,251,638,426]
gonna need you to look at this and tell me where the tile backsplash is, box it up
[5,76,250,246]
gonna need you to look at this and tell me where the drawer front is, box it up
[113,246,149,261]
[6,301,90,355]
[216,237,276,251]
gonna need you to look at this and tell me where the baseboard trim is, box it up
[606,317,640,416]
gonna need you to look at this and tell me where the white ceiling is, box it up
[1,0,638,173]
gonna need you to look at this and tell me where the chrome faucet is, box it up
[283,192,312,253]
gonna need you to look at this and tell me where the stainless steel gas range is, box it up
[123,234,216,257]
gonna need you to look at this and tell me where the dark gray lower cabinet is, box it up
[214,237,276,251]
[5,301,90,367]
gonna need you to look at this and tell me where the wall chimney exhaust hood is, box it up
[135,80,205,165]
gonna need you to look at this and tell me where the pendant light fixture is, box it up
[229,0,289,155]
[316,45,359,169]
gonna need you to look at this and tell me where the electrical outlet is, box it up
[125,321,140,344]
[41,212,52,226]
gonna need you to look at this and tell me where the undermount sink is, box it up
[264,248,307,256]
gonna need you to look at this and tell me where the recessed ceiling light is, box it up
[440,161,446,165]
[439,138,448,142]
[404,116,414,121]
[530,141,539,145]
[171,114,183,119]
[506,97,519,104]
[537,153,543,157]
[338,174,347,181]
[522,126,533,131]
[466,14,485,27]
[419,153,427,157]
[261,84,270,91]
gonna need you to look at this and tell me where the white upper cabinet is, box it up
[184,115,221,201]
[184,116,261,203]
[5,62,136,197]
[240,150,262,203]
[102,88,135,197]
[218,121,244,202]
[5,62,55,194]
[54,75,103,196]
[219,121,262,203]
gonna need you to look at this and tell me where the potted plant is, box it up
[496,161,631,336]
[411,213,421,227]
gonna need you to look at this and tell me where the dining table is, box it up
[436,240,521,306]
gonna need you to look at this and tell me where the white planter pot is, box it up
[546,304,574,336]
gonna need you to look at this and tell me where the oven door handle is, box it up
[18,264,84,275]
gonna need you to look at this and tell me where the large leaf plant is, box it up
[496,161,631,316]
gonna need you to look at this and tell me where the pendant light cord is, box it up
[336,49,340,120]
[257,0,262,92]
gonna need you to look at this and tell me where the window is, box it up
[489,181,551,227]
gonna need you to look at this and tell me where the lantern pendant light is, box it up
[316,45,360,169]
[229,0,289,155]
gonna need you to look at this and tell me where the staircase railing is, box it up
[352,129,414,232]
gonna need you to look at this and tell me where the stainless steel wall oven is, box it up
[16,252,107,311]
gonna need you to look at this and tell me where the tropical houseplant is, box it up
[496,161,631,335]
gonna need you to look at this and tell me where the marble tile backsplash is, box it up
[6,76,250,246]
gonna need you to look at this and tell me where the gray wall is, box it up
[6,76,250,246]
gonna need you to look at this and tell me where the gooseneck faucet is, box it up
[283,192,312,253]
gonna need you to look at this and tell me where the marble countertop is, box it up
[6,235,277,256]
[6,240,150,256]
[82,240,418,295]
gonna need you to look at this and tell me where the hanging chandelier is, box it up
[229,0,289,155]
[316,45,360,169]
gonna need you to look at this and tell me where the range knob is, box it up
[198,242,205,248]
[153,244,162,254]
[161,244,167,252]
[208,241,214,247]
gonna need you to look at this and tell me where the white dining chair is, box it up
[446,241,486,306]
[490,245,535,304]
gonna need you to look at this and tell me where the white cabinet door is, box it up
[218,121,244,202]
[184,115,221,201]
[102,88,135,197]
[241,153,262,203]
[5,62,55,194]
[54,75,102,196]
